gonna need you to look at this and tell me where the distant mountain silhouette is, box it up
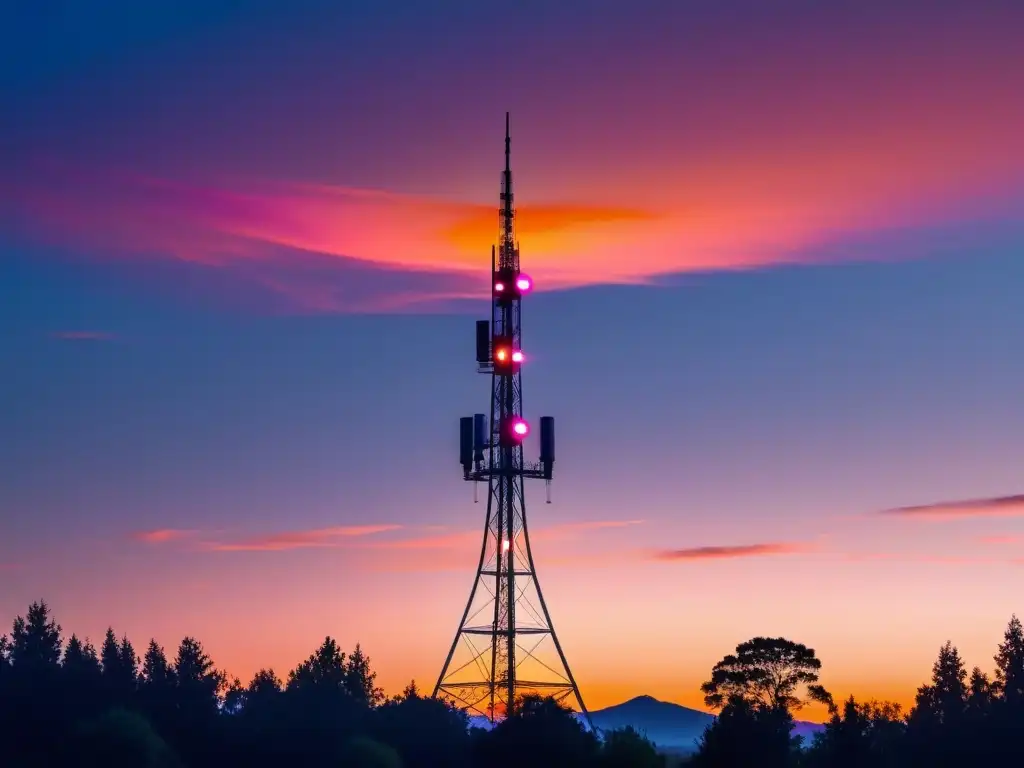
[588,695,824,753]
[467,695,824,753]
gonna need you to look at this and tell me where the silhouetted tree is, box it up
[346,643,385,707]
[141,639,176,688]
[246,667,283,706]
[288,635,346,691]
[10,600,62,669]
[63,633,102,679]
[173,635,224,713]
[223,676,246,714]
[476,695,599,768]
[5,601,65,765]
[693,694,797,768]
[906,641,969,767]
[967,667,993,714]
[137,639,177,735]
[993,614,1024,705]
[374,682,471,768]
[700,636,834,714]
[910,641,967,726]
[806,697,904,768]
[101,628,139,706]
[597,725,665,768]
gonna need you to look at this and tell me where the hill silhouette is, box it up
[472,694,823,753]
[588,695,824,753]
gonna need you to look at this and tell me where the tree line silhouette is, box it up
[0,600,661,767]
[1,600,1022,766]
[691,616,1024,767]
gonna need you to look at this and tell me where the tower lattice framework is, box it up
[432,114,590,726]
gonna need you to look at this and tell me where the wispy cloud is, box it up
[49,331,115,341]
[203,524,402,552]
[653,542,812,561]
[879,494,1024,520]
[5,152,1012,314]
[132,529,198,544]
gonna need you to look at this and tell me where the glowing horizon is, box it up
[3,0,1024,725]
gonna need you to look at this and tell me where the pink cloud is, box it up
[654,542,812,561]
[879,494,1024,520]
[5,153,1017,314]
[132,529,198,544]
[204,524,402,552]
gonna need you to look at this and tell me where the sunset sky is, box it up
[3,0,1024,720]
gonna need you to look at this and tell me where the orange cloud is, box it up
[6,153,1016,313]
[654,542,812,561]
[443,203,658,254]
[879,494,1024,520]
[132,529,198,544]
[204,524,402,552]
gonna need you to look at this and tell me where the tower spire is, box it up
[505,111,511,174]
[434,117,591,728]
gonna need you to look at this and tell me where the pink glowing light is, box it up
[511,419,530,437]
[511,350,524,363]
[515,275,532,292]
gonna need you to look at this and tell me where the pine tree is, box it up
[63,634,102,678]
[141,639,175,688]
[344,643,384,707]
[247,668,282,696]
[928,641,967,723]
[100,628,137,702]
[244,668,283,713]
[287,637,346,691]
[0,634,10,674]
[100,628,120,677]
[967,667,993,714]
[173,636,224,713]
[10,600,62,669]
[118,635,138,687]
[223,677,245,714]
[993,614,1024,706]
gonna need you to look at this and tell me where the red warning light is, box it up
[510,418,530,439]
[494,280,505,293]
[515,274,532,292]
[494,347,509,363]
[511,350,524,363]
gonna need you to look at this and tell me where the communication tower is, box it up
[432,114,591,727]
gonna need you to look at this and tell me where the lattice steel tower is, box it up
[432,114,591,727]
